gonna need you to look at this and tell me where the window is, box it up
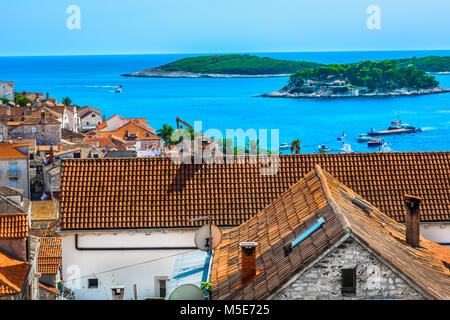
[341,268,356,293]
[93,154,99,159]
[88,278,98,288]
[74,152,81,159]
[92,114,95,118]
[146,133,150,137]
[155,277,168,298]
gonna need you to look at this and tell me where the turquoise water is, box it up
[1,50,450,153]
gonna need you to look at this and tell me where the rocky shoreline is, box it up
[121,67,289,78]
[259,87,450,99]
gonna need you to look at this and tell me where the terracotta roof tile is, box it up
[39,281,59,294]
[59,152,450,230]
[211,166,450,300]
[0,214,28,239]
[0,249,30,296]
[38,237,61,274]
[0,143,28,159]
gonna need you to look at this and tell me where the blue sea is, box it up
[1,50,450,153]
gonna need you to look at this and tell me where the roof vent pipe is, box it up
[239,242,257,285]
[405,194,421,247]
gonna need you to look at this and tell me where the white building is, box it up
[0,81,14,101]
[0,143,30,199]
[61,229,199,300]
[58,153,450,300]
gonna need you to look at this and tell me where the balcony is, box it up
[7,170,20,179]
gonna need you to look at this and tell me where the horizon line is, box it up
[1,48,450,58]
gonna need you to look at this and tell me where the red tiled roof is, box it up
[0,214,28,239]
[0,143,29,159]
[59,152,450,231]
[0,250,30,296]
[39,282,59,294]
[38,237,61,274]
[211,166,450,300]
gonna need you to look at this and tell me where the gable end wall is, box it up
[272,237,424,300]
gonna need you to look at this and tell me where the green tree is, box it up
[290,139,301,154]
[62,97,72,106]
[156,124,175,145]
[14,93,31,106]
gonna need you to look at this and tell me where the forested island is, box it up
[122,54,322,78]
[122,54,450,78]
[262,60,450,99]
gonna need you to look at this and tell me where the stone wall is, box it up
[9,123,61,145]
[272,237,424,300]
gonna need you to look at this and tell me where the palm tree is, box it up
[290,139,301,154]
[247,139,259,154]
[156,124,175,145]
[62,97,72,106]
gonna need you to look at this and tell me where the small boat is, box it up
[318,144,331,153]
[340,144,353,153]
[114,85,123,93]
[367,138,385,147]
[356,133,371,142]
[279,143,289,151]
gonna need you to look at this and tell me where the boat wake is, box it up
[421,127,436,131]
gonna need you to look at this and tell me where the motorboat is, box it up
[356,133,371,142]
[318,144,331,153]
[279,143,290,151]
[114,85,123,93]
[367,138,385,147]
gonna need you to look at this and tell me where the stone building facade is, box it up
[8,122,61,146]
[272,238,424,300]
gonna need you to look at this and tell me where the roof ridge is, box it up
[0,195,27,213]
[314,164,352,232]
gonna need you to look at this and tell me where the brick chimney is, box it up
[49,145,54,164]
[239,242,257,284]
[40,110,46,124]
[405,194,421,247]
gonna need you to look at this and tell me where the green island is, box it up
[262,60,450,98]
[121,54,323,77]
[395,56,450,73]
[122,54,450,79]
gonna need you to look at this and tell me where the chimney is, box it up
[405,194,421,247]
[240,242,257,284]
[46,92,49,99]
[40,110,46,124]
[49,145,54,164]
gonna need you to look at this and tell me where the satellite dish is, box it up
[32,127,36,133]
[168,284,205,300]
[195,224,222,251]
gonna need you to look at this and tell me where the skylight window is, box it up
[284,217,326,256]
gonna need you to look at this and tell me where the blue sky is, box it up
[1,0,450,56]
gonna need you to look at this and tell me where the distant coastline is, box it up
[260,87,450,99]
[121,67,290,78]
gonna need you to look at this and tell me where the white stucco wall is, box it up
[0,158,29,199]
[61,229,197,300]
[421,222,450,248]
